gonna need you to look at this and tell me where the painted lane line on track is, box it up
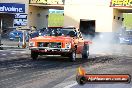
[53,80,78,88]
[11,51,18,52]
[0,68,7,70]
[63,74,76,82]
[0,51,28,56]
[2,54,7,56]
[11,53,15,54]
[20,52,27,54]
[63,81,78,88]
[53,63,110,88]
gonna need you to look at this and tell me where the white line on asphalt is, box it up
[63,82,78,88]
[11,53,15,55]
[64,75,76,81]
[20,52,26,54]
[0,68,7,70]
[2,54,6,56]
[11,51,18,53]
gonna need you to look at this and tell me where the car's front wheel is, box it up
[31,51,38,60]
[69,50,76,62]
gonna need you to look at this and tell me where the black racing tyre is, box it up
[31,51,38,60]
[69,50,76,62]
[82,44,89,60]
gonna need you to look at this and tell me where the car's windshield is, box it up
[40,28,77,37]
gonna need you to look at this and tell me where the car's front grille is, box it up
[38,42,61,48]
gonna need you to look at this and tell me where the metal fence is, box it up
[0,28,29,49]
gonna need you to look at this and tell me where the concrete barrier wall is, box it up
[64,0,114,32]
[28,6,49,29]
[112,9,123,32]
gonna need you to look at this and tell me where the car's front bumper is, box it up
[30,47,72,54]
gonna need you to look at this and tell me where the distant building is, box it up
[64,0,132,34]
[0,0,64,29]
[1,0,132,34]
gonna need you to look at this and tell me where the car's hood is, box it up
[30,36,73,42]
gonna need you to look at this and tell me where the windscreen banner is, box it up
[0,3,25,13]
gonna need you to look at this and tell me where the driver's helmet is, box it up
[56,28,61,33]
[68,31,77,37]
[53,28,62,36]
[51,30,55,35]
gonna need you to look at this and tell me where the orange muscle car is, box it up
[29,27,92,61]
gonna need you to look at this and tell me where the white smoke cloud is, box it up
[82,32,121,55]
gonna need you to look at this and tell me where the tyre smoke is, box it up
[82,32,118,55]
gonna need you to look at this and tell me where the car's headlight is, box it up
[29,42,35,47]
[39,33,42,36]
[65,43,71,49]
[10,33,14,35]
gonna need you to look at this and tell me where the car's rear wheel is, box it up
[82,44,89,60]
[69,50,76,62]
[31,51,38,60]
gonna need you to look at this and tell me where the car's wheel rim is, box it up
[86,50,89,55]
[82,49,89,59]
[72,52,76,61]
